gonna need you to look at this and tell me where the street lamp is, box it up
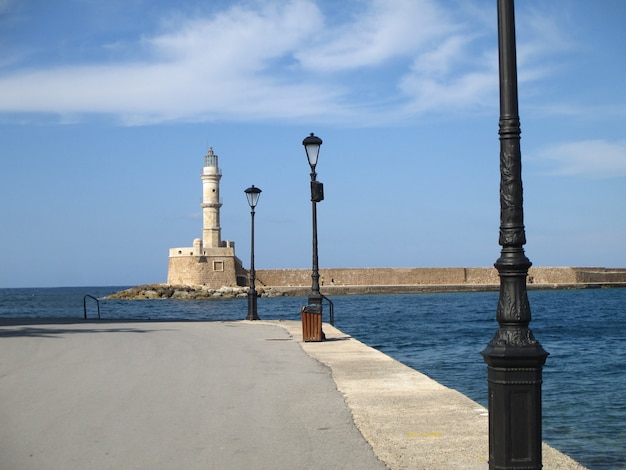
[300,133,325,342]
[244,185,261,321]
[481,1,548,468]
[303,133,324,307]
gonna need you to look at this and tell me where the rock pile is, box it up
[106,284,284,300]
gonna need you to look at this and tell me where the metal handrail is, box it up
[321,294,334,326]
[83,295,101,320]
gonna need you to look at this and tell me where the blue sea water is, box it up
[1,286,624,469]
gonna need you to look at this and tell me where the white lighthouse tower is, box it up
[201,147,222,249]
[167,146,246,287]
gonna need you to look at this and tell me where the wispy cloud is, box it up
[296,0,457,71]
[0,0,583,125]
[398,35,498,114]
[533,140,626,178]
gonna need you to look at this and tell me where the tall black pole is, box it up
[301,133,324,342]
[481,1,549,469]
[246,203,259,320]
[309,168,322,307]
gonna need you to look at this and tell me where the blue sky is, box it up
[1,0,625,288]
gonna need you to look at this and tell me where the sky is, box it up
[1,0,625,288]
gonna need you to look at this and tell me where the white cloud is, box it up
[149,1,321,70]
[0,0,596,125]
[296,0,457,71]
[0,0,343,124]
[396,0,582,116]
[398,35,498,114]
[515,8,576,87]
[413,35,470,77]
[534,140,626,178]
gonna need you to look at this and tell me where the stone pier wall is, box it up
[254,266,625,288]
[112,266,626,299]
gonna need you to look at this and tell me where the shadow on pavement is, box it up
[0,318,170,338]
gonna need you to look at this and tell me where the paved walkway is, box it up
[0,319,585,469]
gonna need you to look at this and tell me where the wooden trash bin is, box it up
[301,305,323,342]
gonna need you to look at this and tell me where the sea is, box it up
[1,286,624,469]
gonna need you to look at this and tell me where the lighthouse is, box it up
[167,147,246,287]
[201,147,222,249]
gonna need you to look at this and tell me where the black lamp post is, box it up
[302,133,324,308]
[244,185,261,321]
[481,1,549,469]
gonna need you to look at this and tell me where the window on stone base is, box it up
[213,260,224,271]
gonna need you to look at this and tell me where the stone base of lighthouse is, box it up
[167,239,248,288]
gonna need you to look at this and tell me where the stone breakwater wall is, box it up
[255,266,626,288]
[255,267,496,287]
[109,267,626,299]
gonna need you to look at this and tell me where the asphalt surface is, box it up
[0,319,586,469]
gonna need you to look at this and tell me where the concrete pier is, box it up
[0,319,585,469]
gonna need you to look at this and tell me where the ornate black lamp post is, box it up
[481,1,549,469]
[302,133,324,308]
[299,133,326,342]
[244,185,261,321]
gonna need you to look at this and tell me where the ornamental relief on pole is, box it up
[490,327,539,348]
[498,227,526,247]
[497,282,530,321]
